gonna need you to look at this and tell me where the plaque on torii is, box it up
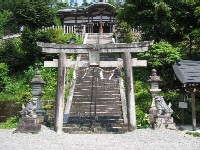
[37,41,153,133]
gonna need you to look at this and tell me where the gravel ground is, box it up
[0,126,199,150]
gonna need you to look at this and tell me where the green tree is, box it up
[0,10,12,37]
[116,22,135,43]
[170,2,198,43]
[13,2,56,30]
[117,2,175,42]
[138,42,182,88]
[117,2,199,43]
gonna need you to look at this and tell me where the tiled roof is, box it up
[173,60,200,84]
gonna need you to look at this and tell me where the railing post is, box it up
[64,25,66,34]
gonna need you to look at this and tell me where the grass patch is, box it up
[186,131,200,137]
[0,116,19,129]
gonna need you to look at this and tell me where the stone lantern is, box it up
[147,69,162,123]
[147,69,162,107]
[30,71,46,123]
[147,69,176,130]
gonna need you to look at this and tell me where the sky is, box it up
[76,0,93,5]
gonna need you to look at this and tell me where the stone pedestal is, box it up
[36,110,47,124]
[14,117,41,133]
[154,117,176,130]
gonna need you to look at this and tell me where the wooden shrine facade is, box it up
[58,2,116,33]
[173,60,200,131]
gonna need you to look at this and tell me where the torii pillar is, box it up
[123,52,136,130]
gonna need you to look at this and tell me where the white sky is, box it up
[76,0,93,5]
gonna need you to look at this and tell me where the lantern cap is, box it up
[30,71,45,84]
[147,69,162,82]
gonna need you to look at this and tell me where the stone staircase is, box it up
[86,33,113,44]
[63,33,128,133]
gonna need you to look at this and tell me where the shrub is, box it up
[0,116,19,129]
[0,63,9,91]
[135,80,151,112]
[36,28,83,44]
[0,39,25,72]
[186,132,200,137]
[136,106,150,128]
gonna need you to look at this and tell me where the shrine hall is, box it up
[57,1,117,33]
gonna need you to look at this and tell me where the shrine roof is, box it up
[173,60,200,84]
[58,2,115,13]
[85,2,116,10]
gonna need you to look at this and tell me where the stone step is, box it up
[63,123,127,129]
[72,101,121,104]
[70,105,122,110]
[70,109,122,114]
[74,85,119,88]
[72,99,121,102]
[70,109,122,113]
[63,121,128,133]
[71,104,122,108]
[73,92,120,96]
[74,87,120,91]
[69,112,123,117]
[67,117,124,123]
[62,126,128,133]
[71,101,122,104]
[73,95,121,99]
[68,116,122,120]
[70,108,122,113]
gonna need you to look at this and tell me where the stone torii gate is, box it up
[37,41,153,133]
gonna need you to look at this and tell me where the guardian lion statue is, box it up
[21,98,38,118]
[154,95,173,117]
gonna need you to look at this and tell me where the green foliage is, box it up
[170,2,198,43]
[117,2,174,42]
[0,116,19,129]
[0,63,9,91]
[0,66,33,100]
[138,42,182,87]
[185,29,200,59]
[0,39,25,72]
[37,28,83,44]
[0,62,73,101]
[13,2,56,30]
[40,67,57,100]
[135,81,151,112]
[136,106,150,128]
[53,18,61,26]
[0,10,12,37]
[54,2,69,9]
[119,22,135,43]
[20,27,82,68]
[0,64,45,100]
[139,42,182,68]
[195,6,200,25]
[134,80,151,128]
[43,104,54,110]
[117,2,198,43]
[186,132,200,137]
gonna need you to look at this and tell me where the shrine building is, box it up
[57,1,117,33]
